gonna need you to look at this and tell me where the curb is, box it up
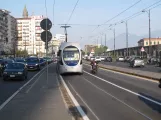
[83,61,160,81]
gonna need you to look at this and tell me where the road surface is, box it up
[62,64,161,120]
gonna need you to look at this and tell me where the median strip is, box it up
[83,61,160,81]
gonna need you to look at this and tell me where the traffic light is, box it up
[40,18,52,49]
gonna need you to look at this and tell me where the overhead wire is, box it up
[66,0,80,24]
[98,0,161,35]
[53,0,55,25]
[91,0,142,33]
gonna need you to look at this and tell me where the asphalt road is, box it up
[0,65,46,106]
[62,64,161,120]
[101,61,161,73]
[0,63,72,120]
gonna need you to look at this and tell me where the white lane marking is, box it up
[83,77,152,120]
[59,75,90,120]
[56,76,75,120]
[83,70,161,106]
[25,70,46,93]
[84,63,158,83]
[0,64,49,111]
[68,81,100,120]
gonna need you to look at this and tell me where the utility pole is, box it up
[149,9,151,56]
[61,25,71,42]
[101,36,102,45]
[105,34,106,47]
[114,28,116,57]
[121,21,129,57]
[126,21,128,56]
[142,9,151,57]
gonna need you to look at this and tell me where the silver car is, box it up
[130,58,144,67]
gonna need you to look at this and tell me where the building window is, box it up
[154,42,156,45]
[146,42,148,45]
[150,42,152,45]
[158,41,160,44]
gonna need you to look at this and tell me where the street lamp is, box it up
[121,21,128,56]
[142,9,151,57]
[108,24,116,57]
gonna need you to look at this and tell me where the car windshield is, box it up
[6,63,24,69]
[26,58,39,63]
[4,59,13,63]
[15,59,25,62]
[96,57,100,59]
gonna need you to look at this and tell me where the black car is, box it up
[105,57,112,62]
[3,62,28,81]
[26,57,41,71]
[0,59,5,76]
[15,58,26,63]
[39,58,46,66]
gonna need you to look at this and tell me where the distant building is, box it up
[5,14,17,54]
[16,5,45,56]
[48,37,61,55]
[138,38,161,46]
[0,9,17,54]
[84,45,97,54]
[55,34,65,42]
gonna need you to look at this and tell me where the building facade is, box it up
[55,34,65,42]
[16,6,45,56]
[138,38,161,47]
[48,36,62,56]
[84,45,98,54]
[0,9,17,55]
[4,14,17,54]
[0,9,9,54]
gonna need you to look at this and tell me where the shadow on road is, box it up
[138,92,161,114]
[69,105,88,120]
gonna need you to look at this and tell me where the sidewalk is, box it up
[0,64,72,120]
[83,60,161,81]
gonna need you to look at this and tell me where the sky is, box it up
[1,0,161,49]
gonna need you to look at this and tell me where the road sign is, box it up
[141,47,145,52]
[40,18,52,30]
[41,31,52,42]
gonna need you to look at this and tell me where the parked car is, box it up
[116,57,125,62]
[39,58,46,66]
[0,63,3,77]
[14,58,26,63]
[105,57,112,62]
[3,62,28,81]
[26,57,41,71]
[0,59,5,75]
[100,56,106,61]
[43,57,53,64]
[147,57,158,65]
[129,58,145,67]
[95,56,101,62]
[3,59,14,64]
[90,56,95,61]
[124,56,130,62]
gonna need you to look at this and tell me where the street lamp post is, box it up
[121,21,128,56]
[142,9,151,57]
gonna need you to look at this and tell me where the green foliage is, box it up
[16,50,28,57]
[95,45,108,55]
[82,50,85,55]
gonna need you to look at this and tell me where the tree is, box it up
[16,50,28,57]
[95,45,108,55]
